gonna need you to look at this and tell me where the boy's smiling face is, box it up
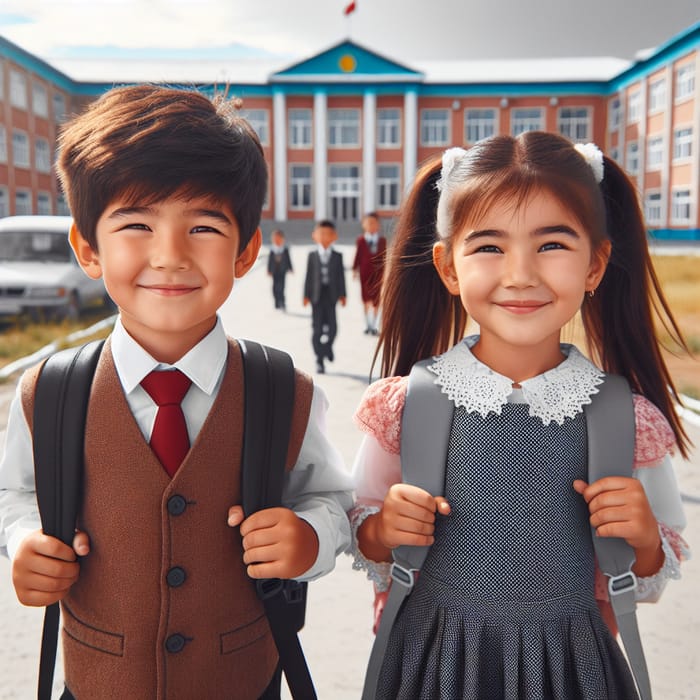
[70,194,260,363]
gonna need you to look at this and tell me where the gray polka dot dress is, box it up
[376,404,639,700]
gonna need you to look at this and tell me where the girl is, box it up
[350,132,691,699]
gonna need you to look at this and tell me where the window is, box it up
[289,164,312,210]
[15,190,32,215]
[626,141,639,175]
[328,109,360,147]
[32,83,49,117]
[465,108,496,143]
[376,164,401,209]
[644,192,662,225]
[0,188,8,218]
[671,189,691,224]
[646,135,663,170]
[673,127,692,161]
[377,108,401,147]
[675,63,695,102]
[10,70,27,109]
[288,108,312,148]
[12,131,30,168]
[511,108,543,136]
[56,193,70,216]
[608,97,621,130]
[648,79,666,113]
[53,93,67,122]
[242,109,269,146]
[0,126,7,163]
[37,192,52,215]
[610,147,620,164]
[35,138,52,173]
[420,109,450,146]
[557,107,590,142]
[627,89,641,124]
[0,70,4,99]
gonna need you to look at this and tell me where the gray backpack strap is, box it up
[584,374,651,700]
[362,359,453,700]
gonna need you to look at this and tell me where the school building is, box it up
[1,21,699,240]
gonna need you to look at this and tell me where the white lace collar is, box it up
[427,335,605,425]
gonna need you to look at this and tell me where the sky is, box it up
[1,0,700,68]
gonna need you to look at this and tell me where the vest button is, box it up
[166,566,187,588]
[167,495,187,516]
[165,634,187,654]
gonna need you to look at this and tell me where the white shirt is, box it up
[0,317,353,581]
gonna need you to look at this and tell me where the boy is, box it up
[0,86,352,700]
[302,221,346,374]
[352,212,386,335]
[267,229,293,310]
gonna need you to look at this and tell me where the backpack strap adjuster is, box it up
[608,570,638,596]
[390,561,416,592]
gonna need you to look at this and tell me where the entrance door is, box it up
[329,165,360,222]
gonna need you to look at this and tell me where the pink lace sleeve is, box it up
[353,376,408,455]
[633,394,676,467]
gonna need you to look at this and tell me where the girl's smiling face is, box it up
[433,188,609,378]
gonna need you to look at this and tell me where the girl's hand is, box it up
[573,477,664,577]
[376,483,450,549]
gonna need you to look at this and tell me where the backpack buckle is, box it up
[390,562,416,592]
[608,571,638,596]
[256,577,284,600]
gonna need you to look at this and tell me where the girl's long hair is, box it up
[375,132,692,457]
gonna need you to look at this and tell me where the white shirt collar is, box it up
[111,316,228,396]
[317,244,332,259]
[428,335,605,425]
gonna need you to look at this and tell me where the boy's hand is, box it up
[376,483,450,549]
[574,476,664,576]
[339,296,347,307]
[303,298,310,307]
[12,529,90,607]
[228,506,319,579]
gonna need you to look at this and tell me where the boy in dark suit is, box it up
[267,229,293,310]
[303,220,347,374]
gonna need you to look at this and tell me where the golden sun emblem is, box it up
[338,54,357,73]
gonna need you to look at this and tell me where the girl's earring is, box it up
[588,289,596,298]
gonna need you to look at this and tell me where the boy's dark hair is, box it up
[317,219,336,230]
[56,84,267,253]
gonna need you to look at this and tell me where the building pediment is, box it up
[271,40,423,83]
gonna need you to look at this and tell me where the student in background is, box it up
[303,220,347,374]
[352,212,387,335]
[267,228,293,310]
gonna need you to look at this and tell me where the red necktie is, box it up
[141,370,192,477]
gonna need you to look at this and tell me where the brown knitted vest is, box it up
[21,337,313,699]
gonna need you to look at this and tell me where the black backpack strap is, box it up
[238,339,317,700]
[362,359,453,700]
[32,339,104,700]
[584,374,651,700]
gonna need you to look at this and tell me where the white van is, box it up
[0,215,111,320]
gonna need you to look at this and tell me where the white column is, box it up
[404,88,418,187]
[314,90,328,220]
[272,90,287,221]
[363,90,376,213]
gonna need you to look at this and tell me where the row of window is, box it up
[289,163,401,210]
[0,187,68,217]
[0,68,68,120]
[644,189,694,225]
[0,126,53,171]
[244,106,595,149]
[609,62,695,129]
[609,126,694,175]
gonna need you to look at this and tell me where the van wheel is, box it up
[61,291,80,321]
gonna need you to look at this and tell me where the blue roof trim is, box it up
[610,21,700,91]
[0,36,77,91]
[419,81,611,97]
[272,39,421,79]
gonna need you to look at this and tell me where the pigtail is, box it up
[582,155,692,457]
[373,157,466,378]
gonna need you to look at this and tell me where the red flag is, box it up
[344,1,356,15]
